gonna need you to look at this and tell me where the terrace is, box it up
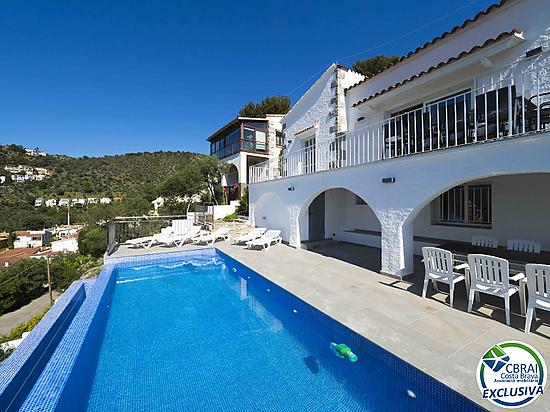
[108,240,550,411]
[250,49,550,184]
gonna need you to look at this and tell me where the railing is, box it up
[250,51,550,184]
[106,215,189,255]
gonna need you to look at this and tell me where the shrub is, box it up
[236,187,249,216]
[222,212,238,222]
[78,226,108,258]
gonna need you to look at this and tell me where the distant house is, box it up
[45,199,57,207]
[35,175,46,181]
[4,166,20,174]
[11,175,25,183]
[25,148,46,156]
[100,198,111,204]
[34,167,50,176]
[24,174,35,181]
[59,198,70,207]
[72,198,86,207]
[13,230,51,249]
[0,176,5,184]
[34,198,45,207]
[51,237,78,253]
[87,197,98,204]
[55,224,83,238]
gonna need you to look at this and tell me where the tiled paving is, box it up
[110,241,550,411]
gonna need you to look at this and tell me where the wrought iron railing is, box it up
[250,51,550,184]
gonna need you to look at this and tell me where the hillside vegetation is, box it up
[0,144,204,232]
[0,144,201,199]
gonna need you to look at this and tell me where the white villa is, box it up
[100,197,112,204]
[59,198,70,207]
[13,230,52,249]
[249,0,550,278]
[207,115,284,200]
[34,198,45,207]
[46,199,57,207]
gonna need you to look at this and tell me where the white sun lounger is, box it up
[246,230,281,251]
[157,225,202,248]
[232,228,267,245]
[192,228,231,246]
[127,227,175,249]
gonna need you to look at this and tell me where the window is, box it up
[433,183,492,227]
[276,130,284,146]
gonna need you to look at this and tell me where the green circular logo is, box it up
[477,341,547,408]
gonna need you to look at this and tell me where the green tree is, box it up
[78,226,108,258]
[352,55,401,78]
[158,162,203,212]
[236,187,249,216]
[238,95,291,117]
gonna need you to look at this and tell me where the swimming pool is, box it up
[6,249,485,411]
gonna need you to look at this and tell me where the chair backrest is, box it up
[250,228,266,237]
[213,227,230,236]
[172,219,192,235]
[185,225,201,237]
[467,254,510,291]
[264,230,281,239]
[525,264,550,302]
[507,239,541,253]
[472,236,498,248]
[422,247,453,276]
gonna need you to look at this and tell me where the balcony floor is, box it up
[108,241,550,411]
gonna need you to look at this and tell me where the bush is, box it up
[222,212,238,222]
[78,226,108,258]
[0,259,47,315]
[236,187,249,216]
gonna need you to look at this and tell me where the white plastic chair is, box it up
[523,264,550,333]
[192,228,231,246]
[467,254,526,325]
[421,247,468,308]
[472,236,498,248]
[507,239,541,254]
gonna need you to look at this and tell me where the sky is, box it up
[0,0,500,158]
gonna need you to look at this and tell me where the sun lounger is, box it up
[246,230,281,251]
[156,225,202,247]
[192,228,231,246]
[127,227,175,249]
[232,228,267,245]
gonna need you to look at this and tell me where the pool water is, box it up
[85,252,462,411]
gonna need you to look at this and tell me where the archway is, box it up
[225,164,239,200]
[298,187,382,272]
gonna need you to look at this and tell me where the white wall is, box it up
[253,193,291,241]
[52,238,79,253]
[250,132,550,276]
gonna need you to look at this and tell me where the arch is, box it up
[297,187,381,245]
[404,171,550,227]
[254,192,291,241]
[226,164,239,186]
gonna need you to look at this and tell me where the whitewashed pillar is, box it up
[287,204,301,248]
[377,208,414,279]
[249,203,256,227]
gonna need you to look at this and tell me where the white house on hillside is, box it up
[249,0,550,278]
[34,198,45,207]
[46,199,57,207]
[207,115,284,200]
[13,230,51,249]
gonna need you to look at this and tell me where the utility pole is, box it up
[47,255,52,305]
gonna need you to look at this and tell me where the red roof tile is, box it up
[351,30,521,108]
[346,1,509,91]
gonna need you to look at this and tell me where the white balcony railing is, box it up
[250,51,550,184]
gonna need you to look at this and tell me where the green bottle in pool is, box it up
[334,343,358,362]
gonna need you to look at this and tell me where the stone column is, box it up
[376,208,414,279]
[287,204,301,248]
